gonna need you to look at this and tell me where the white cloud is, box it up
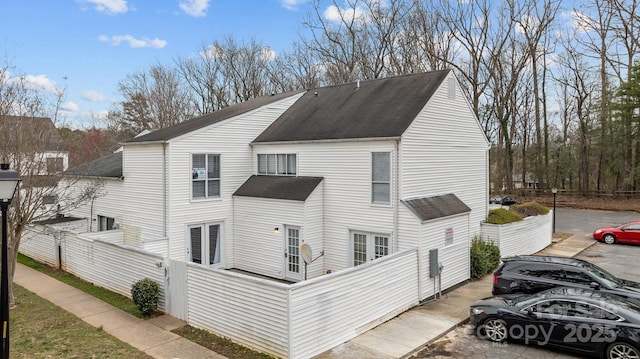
[569,10,593,34]
[62,101,80,112]
[77,0,128,15]
[179,0,209,17]
[82,90,106,102]
[98,35,167,48]
[281,0,307,10]
[324,4,368,24]
[261,47,277,62]
[20,74,59,93]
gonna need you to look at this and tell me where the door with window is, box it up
[351,231,390,266]
[188,223,221,266]
[284,226,301,281]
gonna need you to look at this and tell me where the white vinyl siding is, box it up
[166,93,304,262]
[401,72,489,235]
[252,141,396,272]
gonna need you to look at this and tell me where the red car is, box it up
[593,221,640,244]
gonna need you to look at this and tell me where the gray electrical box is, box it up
[429,249,439,278]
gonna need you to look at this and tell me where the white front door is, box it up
[285,226,301,281]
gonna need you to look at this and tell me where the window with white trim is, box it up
[257,153,296,175]
[189,223,221,266]
[351,231,390,266]
[98,215,115,231]
[372,152,390,204]
[192,154,220,199]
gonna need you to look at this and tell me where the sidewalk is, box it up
[14,263,227,359]
[315,234,597,359]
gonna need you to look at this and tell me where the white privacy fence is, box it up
[20,225,166,310]
[480,211,553,258]
[21,225,420,358]
[186,248,420,358]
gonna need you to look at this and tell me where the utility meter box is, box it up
[429,249,439,278]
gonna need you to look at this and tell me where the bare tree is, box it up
[107,63,195,136]
[0,63,101,305]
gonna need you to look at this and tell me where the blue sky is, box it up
[0,0,315,128]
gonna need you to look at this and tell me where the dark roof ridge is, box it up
[126,91,303,144]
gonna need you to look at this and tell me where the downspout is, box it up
[394,139,400,252]
[163,142,167,238]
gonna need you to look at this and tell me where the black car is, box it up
[470,287,640,358]
[489,196,516,205]
[493,255,640,304]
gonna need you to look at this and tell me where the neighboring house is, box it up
[65,70,489,296]
[0,115,68,213]
[0,115,68,174]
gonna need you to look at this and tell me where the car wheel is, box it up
[481,318,508,343]
[603,234,616,245]
[607,342,640,359]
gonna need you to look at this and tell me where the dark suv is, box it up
[493,255,640,303]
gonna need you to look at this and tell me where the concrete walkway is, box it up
[315,234,596,359]
[14,263,227,359]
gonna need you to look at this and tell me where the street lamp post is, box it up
[0,164,21,359]
[551,187,558,234]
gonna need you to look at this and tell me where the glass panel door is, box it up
[285,227,301,280]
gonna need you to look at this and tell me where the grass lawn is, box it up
[17,253,272,359]
[11,284,153,358]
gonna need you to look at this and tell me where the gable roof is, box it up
[0,115,66,152]
[126,91,302,144]
[234,175,323,201]
[402,194,470,222]
[253,70,451,143]
[66,151,123,178]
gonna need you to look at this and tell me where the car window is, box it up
[504,262,534,275]
[530,264,563,280]
[624,224,640,231]
[583,263,620,288]
[530,300,571,316]
[569,302,621,320]
[563,268,593,285]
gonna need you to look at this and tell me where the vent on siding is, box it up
[447,77,456,99]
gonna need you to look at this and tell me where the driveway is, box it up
[413,208,640,359]
[555,207,639,238]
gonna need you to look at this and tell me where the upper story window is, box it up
[372,152,390,204]
[257,154,297,175]
[47,157,64,174]
[192,154,220,200]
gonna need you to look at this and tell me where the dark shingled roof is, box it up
[402,194,470,222]
[66,151,123,178]
[253,70,451,143]
[234,175,323,201]
[126,91,302,144]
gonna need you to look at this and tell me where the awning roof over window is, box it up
[402,194,470,222]
[234,175,323,201]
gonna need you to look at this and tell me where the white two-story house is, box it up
[66,70,489,302]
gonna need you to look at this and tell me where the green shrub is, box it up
[470,237,501,279]
[131,278,160,316]
[512,201,550,218]
[485,208,523,224]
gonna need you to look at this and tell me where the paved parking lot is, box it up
[412,208,640,359]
